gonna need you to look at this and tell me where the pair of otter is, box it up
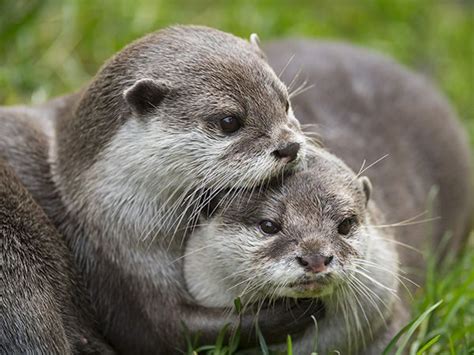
[1,25,472,354]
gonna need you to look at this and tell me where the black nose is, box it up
[296,254,333,273]
[273,142,300,162]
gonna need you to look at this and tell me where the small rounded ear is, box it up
[249,33,266,59]
[359,176,372,205]
[250,33,261,48]
[123,78,170,116]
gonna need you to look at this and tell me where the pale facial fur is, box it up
[53,26,307,240]
[184,149,399,353]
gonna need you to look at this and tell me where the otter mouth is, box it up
[288,275,333,294]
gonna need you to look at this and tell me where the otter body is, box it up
[0,159,112,354]
[184,40,473,354]
[1,33,471,354]
[0,26,315,353]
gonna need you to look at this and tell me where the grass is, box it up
[1,0,472,353]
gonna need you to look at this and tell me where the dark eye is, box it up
[259,220,281,235]
[337,217,357,236]
[220,116,241,134]
[285,100,290,113]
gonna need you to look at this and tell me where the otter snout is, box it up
[296,253,334,273]
[273,142,300,162]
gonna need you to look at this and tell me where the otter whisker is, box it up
[352,153,389,181]
[139,176,195,242]
[289,82,315,99]
[144,164,208,241]
[367,216,440,229]
[351,269,399,300]
[220,266,263,285]
[356,159,367,178]
[348,266,392,301]
[167,239,230,265]
[338,284,356,353]
[345,284,365,351]
[346,279,373,344]
[353,258,419,288]
[300,123,320,129]
[348,277,387,328]
[367,236,421,254]
[278,54,295,78]
[352,260,416,300]
[287,67,302,93]
[228,271,262,292]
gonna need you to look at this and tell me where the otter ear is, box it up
[249,33,266,59]
[250,33,261,48]
[124,78,170,116]
[359,176,372,205]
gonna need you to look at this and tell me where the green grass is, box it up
[1,0,473,353]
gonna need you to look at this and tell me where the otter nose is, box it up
[296,254,333,273]
[273,142,300,162]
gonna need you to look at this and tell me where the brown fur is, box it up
[184,39,472,354]
[0,157,112,353]
[266,39,473,282]
[0,26,311,354]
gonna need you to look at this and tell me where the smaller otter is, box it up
[185,148,404,353]
[0,160,113,354]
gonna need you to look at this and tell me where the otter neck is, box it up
[51,118,200,249]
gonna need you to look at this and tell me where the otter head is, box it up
[54,26,307,232]
[184,149,399,310]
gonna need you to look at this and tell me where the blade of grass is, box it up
[214,323,230,353]
[287,335,293,355]
[383,300,443,355]
[255,321,269,355]
[416,334,441,354]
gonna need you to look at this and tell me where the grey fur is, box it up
[184,39,473,354]
[185,149,401,353]
[0,26,313,353]
[265,40,472,276]
[0,158,113,354]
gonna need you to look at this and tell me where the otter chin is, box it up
[184,148,398,352]
[287,275,335,297]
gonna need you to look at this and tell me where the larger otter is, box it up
[0,26,316,353]
[184,40,473,353]
[0,159,113,354]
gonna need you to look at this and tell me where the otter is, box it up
[264,40,472,274]
[0,159,113,354]
[186,148,401,353]
[184,40,473,353]
[0,26,317,353]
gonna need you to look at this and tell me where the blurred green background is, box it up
[1,0,473,353]
[1,0,473,146]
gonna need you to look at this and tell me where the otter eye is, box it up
[285,100,290,113]
[259,220,281,235]
[338,217,357,236]
[220,116,241,134]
